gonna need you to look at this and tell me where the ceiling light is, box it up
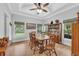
[37,9,42,14]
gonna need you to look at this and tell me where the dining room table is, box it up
[36,34,50,54]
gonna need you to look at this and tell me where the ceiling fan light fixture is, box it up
[30,3,49,14]
[37,9,42,13]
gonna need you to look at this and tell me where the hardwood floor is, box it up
[5,41,71,56]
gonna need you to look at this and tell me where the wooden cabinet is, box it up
[48,20,62,43]
[72,12,79,56]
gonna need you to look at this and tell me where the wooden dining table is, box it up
[36,34,50,54]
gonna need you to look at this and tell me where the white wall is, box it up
[11,14,44,42]
[5,12,12,41]
[0,4,12,42]
[0,6,5,38]
[46,5,79,46]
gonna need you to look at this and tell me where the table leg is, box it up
[39,40,44,54]
[46,40,47,45]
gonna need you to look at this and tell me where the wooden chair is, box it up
[29,32,36,49]
[3,37,9,49]
[0,37,9,56]
[29,32,39,54]
[44,34,57,56]
[0,38,5,56]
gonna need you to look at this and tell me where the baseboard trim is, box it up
[10,40,27,45]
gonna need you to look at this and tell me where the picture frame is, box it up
[26,23,36,29]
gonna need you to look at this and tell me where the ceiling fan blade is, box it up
[34,3,38,6]
[34,3,41,8]
[42,9,48,12]
[38,3,41,7]
[30,8,37,10]
[43,3,49,7]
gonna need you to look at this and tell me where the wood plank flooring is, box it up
[5,41,71,56]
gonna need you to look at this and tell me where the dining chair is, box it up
[44,34,57,56]
[29,32,37,49]
[3,37,9,49]
[29,32,39,55]
[0,38,6,56]
[0,37,9,56]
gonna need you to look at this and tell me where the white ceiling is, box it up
[7,3,79,20]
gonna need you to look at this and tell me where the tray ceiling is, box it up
[7,3,78,19]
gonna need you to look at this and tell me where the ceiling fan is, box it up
[30,3,49,14]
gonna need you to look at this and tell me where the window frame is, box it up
[14,21,25,39]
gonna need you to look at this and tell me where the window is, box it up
[37,24,43,33]
[64,18,76,39]
[37,24,48,34]
[15,22,25,38]
[43,24,48,32]
[64,23,72,39]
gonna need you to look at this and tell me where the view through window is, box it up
[15,22,25,38]
[64,18,76,39]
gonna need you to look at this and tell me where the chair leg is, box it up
[30,46,33,50]
[33,49,35,55]
[0,52,5,56]
[49,50,51,56]
[3,52,5,56]
[0,53,1,56]
[51,49,57,56]
[53,49,57,56]
[33,47,36,55]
